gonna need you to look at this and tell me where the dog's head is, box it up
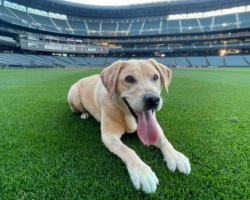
[100,59,171,145]
[101,59,171,112]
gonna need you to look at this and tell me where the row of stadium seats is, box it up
[0,35,18,46]
[1,4,250,36]
[1,53,250,67]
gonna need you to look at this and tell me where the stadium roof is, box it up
[60,0,185,6]
[9,0,250,19]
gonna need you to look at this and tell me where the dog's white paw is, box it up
[164,150,191,175]
[80,112,91,119]
[127,162,159,194]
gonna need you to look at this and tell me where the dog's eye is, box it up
[153,75,158,81]
[125,76,136,84]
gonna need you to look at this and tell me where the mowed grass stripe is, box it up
[0,68,249,199]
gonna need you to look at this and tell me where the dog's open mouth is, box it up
[123,98,159,145]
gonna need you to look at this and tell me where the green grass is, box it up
[0,68,250,199]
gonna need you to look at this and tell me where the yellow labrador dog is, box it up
[68,59,191,193]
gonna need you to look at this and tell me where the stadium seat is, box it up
[167,20,180,33]
[162,57,175,65]
[238,12,250,28]
[106,57,119,64]
[0,5,16,17]
[146,46,158,51]
[144,21,160,30]
[213,14,237,30]
[52,18,72,34]
[181,19,201,33]
[127,22,143,35]
[151,57,161,63]
[181,45,194,49]
[68,20,88,35]
[187,56,207,66]
[0,36,17,44]
[29,14,54,26]
[199,17,212,31]
[175,57,189,66]
[212,43,225,48]
[96,57,107,65]
[196,44,211,49]
[141,30,160,35]
[135,46,146,51]
[87,22,100,31]
[54,56,78,66]
[225,55,248,66]
[119,57,130,61]
[243,55,250,64]
[206,56,224,66]
[116,23,130,36]
[130,22,143,31]
[158,46,169,52]
[170,46,181,50]
[226,42,241,47]
[42,25,59,32]
[70,57,87,67]
[40,55,70,66]
[83,57,98,67]
[0,6,25,26]
[102,23,117,31]
[243,42,250,47]
[8,8,34,22]
[161,20,168,34]
[128,30,140,36]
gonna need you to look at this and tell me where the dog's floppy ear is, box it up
[149,59,172,93]
[100,60,124,97]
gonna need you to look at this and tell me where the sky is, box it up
[61,0,167,6]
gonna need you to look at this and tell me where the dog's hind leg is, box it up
[68,84,91,119]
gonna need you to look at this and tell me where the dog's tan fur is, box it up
[68,59,191,193]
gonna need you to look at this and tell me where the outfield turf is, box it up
[0,68,250,199]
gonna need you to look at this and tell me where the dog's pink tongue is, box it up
[136,111,159,145]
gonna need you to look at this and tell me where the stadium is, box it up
[0,0,249,199]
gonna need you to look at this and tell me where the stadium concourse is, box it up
[0,0,250,68]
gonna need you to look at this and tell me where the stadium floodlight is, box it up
[204,10,222,17]
[186,12,203,19]
[237,6,247,13]
[28,7,48,17]
[4,0,26,12]
[247,5,250,11]
[222,6,246,14]
[169,14,186,20]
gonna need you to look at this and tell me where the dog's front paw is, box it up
[164,150,191,175]
[127,162,159,194]
[80,112,91,119]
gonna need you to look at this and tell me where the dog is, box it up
[68,59,191,193]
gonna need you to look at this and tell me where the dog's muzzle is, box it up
[143,94,160,110]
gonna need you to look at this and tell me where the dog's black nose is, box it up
[143,94,160,110]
